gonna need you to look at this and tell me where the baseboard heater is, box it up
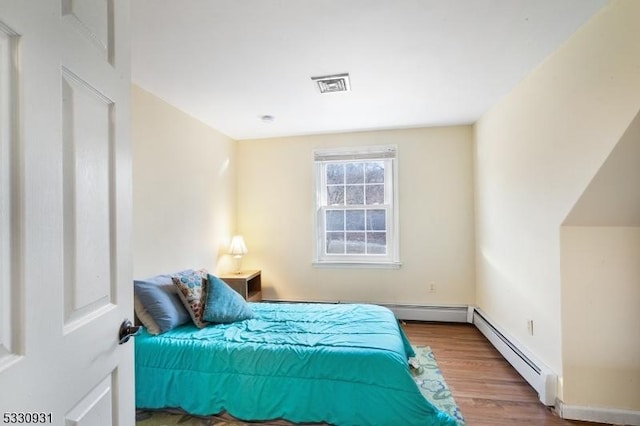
[473,309,557,406]
[262,299,470,322]
[379,303,470,323]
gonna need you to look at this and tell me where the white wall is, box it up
[236,126,475,305]
[132,85,237,278]
[474,0,640,397]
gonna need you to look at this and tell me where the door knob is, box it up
[118,319,140,344]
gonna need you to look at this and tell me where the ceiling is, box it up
[130,0,608,140]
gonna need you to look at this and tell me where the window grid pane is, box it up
[317,151,395,263]
[365,184,384,205]
[324,207,387,255]
[345,163,364,184]
[365,162,385,183]
[345,184,364,205]
[326,185,345,206]
[325,161,386,207]
[326,163,344,184]
[326,231,345,254]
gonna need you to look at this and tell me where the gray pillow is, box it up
[134,273,191,333]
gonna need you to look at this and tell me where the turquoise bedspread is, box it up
[135,302,456,426]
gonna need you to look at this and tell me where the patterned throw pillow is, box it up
[171,269,209,328]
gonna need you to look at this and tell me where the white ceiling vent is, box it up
[311,73,351,94]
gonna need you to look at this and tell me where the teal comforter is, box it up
[135,302,456,426]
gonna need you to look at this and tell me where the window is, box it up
[314,145,399,267]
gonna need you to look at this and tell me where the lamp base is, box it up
[233,256,243,274]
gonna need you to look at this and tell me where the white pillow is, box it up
[134,295,161,335]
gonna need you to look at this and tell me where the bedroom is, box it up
[0,0,637,425]
[130,0,639,424]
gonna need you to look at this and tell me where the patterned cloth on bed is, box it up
[135,302,457,426]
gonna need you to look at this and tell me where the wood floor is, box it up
[402,321,609,426]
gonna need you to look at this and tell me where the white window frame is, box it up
[313,145,400,268]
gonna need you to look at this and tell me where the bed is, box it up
[135,301,457,426]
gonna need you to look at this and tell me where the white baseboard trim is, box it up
[262,299,470,323]
[557,401,640,425]
[472,308,557,406]
[466,305,475,323]
[379,303,469,323]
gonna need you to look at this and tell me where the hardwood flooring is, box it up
[402,321,609,426]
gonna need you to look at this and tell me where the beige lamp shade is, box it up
[228,236,248,273]
[228,235,248,257]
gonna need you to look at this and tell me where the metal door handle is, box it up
[118,319,140,344]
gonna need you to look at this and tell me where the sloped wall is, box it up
[560,110,640,411]
[474,0,640,384]
[563,109,640,227]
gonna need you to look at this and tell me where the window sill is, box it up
[312,261,402,269]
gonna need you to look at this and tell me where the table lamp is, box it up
[228,235,248,273]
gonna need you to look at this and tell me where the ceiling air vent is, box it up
[311,73,350,94]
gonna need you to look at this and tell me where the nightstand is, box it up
[220,270,262,302]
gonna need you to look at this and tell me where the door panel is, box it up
[65,374,114,426]
[0,1,133,424]
[61,68,115,331]
[61,0,112,62]
[0,18,20,366]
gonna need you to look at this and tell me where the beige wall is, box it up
[560,226,640,410]
[474,0,640,407]
[563,109,640,228]
[236,126,475,305]
[559,109,640,411]
[131,85,237,278]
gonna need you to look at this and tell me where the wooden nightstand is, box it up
[220,270,262,302]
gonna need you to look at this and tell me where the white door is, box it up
[0,1,134,425]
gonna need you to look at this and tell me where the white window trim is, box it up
[312,145,401,268]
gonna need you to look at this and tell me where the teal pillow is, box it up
[203,274,254,323]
